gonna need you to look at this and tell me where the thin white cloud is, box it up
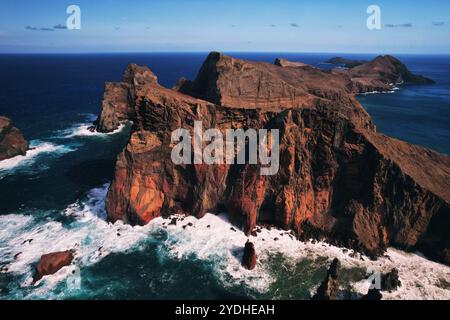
[384,23,413,28]
[432,21,445,26]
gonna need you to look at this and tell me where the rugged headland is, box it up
[94,52,450,265]
[0,116,28,161]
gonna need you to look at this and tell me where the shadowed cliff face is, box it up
[95,64,158,133]
[0,116,28,161]
[98,52,450,265]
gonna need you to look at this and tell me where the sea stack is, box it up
[0,116,28,161]
[242,240,257,270]
[312,258,341,300]
[381,268,402,292]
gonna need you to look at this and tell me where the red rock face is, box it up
[0,116,28,161]
[100,52,450,265]
[33,251,74,283]
[95,64,158,133]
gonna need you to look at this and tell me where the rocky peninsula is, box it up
[93,52,450,266]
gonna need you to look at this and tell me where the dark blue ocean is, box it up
[0,53,449,300]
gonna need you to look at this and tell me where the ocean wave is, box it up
[60,123,126,139]
[1,186,449,299]
[56,114,127,139]
[0,113,127,178]
[151,214,450,300]
[0,184,153,299]
[0,140,76,178]
[358,86,400,96]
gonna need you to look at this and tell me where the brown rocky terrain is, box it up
[95,64,158,133]
[274,58,309,68]
[33,251,74,283]
[96,52,450,265]
[0,116,28,161]
[332,55,435,93]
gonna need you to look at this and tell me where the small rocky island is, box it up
[0,116,28,161]
[327,55,435,91]
[325,57,368,68]
[92,52,449,266]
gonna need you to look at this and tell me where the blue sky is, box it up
[0,0,449,53]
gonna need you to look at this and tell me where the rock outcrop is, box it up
[274,58,309,68]
[95,64,158,132]
[0,116,28,161]
[98,52,450,265]
[312,258,341,300]
[381,268,401,292]
[33,251,74,283]
[242,240,257,270]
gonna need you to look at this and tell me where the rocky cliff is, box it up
[332,55,435,93]
[97,52,450,265]
[0,116,28,161]
[95,64,158,133]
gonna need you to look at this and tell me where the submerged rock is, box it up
[33,251,74,283]
[312,258,341,300]
[242,240,257,270]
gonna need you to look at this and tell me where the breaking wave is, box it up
[0,140,76,179]
[0,114,128,179]
[58,114,127,139]
[1,184,449,300]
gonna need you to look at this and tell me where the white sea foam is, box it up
[61,122,126,139]
[1,187,449,299]
[0,140,75,178]
[0,185,153,298]
[57,114,128,139]
[358,86,400,96]
[0,113,127,178]
[150,214,450,300]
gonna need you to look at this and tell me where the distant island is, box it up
[325,57,368,68]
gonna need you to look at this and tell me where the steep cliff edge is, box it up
[99,53,450,265]
[95,64,158,133]
[0,116,28,161]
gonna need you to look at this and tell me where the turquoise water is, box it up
[0,53,449,300]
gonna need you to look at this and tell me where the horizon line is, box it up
[1,50,450,56]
